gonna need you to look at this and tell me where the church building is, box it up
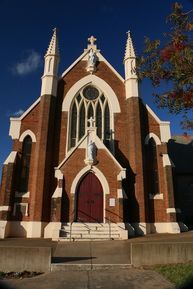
[0,29,185,239]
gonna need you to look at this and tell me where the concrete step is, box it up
[59,233,121,239]
[61,228,119,233]
[62,223,120,228]
[58,223,128,240]
[51,263,132,271]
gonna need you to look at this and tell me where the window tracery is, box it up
[69,85,111,150]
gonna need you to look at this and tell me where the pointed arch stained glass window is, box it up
[19,136,32,192]
[79,104,85,140]
[148,137,159,195]
[69,85,112,150]
[70,103,77,148]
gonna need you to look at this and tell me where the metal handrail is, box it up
[108,217,111,239]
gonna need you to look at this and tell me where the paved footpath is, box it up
[1,232,193,289]
[0,269,174,289]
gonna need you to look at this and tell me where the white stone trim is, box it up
[27,222,47,238]
[52,188,63,198]
[61,50,89,78]
[96,51,124,82]
[163,154,172,167]
[56,133,88,169]
[9,98,40,140]
[146,104,162,124]
[62,75,121,113]
[145,104,171,143]
[0,221,47,238]
[167,208,181,214]
[117,170,126,180]
[13,203,29,217]
[70,165,110,195]
[55,169,63,180]
[4,151,17,165]
[57,131,124,172]
[145,133,161,145]
[117,189,128,199]
[61,49,124,83]
[19,130,36,142]
[71,166,108,223]
[125,78,139,99]
[132,222,181,234]
[160,122,171,142]
[44,222,62,238]
[0,221,9,238]
[149,193,163,200]
[0,206,10,211]
[150,222,180,234]
[15,191,30,198]
[9,119,21,140]
[131,222,151,235]
[10,98,40,121]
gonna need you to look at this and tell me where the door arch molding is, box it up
[70,165,110,195]
[75,172,103,223]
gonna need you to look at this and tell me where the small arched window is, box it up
[148,137,159,195]
[69,85,111,150]
[19,136,32,192]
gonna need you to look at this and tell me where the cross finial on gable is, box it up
[87,35,97,49]
[88,35,97,46]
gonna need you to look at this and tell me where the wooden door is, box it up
[76,172,103,222]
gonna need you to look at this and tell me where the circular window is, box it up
[83,86,99,100]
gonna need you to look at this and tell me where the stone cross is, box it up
[88,117,95,128]
[88,35,97,46]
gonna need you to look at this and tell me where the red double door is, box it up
[76,172,103,223]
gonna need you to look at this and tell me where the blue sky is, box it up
[0,0,192,176]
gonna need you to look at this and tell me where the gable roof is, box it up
[61,48,124,83]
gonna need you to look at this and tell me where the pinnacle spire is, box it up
[124,31,136,60]
[46,28,59,55]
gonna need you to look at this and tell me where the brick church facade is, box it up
[0,30,186,239]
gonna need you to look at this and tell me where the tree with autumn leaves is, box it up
[137,2,193,129]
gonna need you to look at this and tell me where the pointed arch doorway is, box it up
[76,172,103,223]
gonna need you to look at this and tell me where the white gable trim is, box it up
[145,104,162,124]
[56,133,88,170]
[19,130,36,143]
[9,98,40,140]
[4,151,17,165]
[70,165,110,195]
[61,50,88,78]
[61,48,124,83]
[96,52,124,82]
[62,74,121,113]
[145,133,161,145]
[10,97,40,121]
[56,130,125,172]
[145,104,171,143]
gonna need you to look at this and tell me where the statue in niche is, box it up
[88,140,96,161]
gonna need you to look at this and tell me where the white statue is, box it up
[88,140,96,161]
[88,49,96,66]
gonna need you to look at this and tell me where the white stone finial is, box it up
[87,35,97,50]
[46,28,59,56]
[88,35,97,46]
[88,117,95,128]
[124,30,136,60]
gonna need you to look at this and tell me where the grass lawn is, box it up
[153,263,193,288]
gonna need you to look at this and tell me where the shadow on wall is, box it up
[168,137,193,229]
[8,222,27,237]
